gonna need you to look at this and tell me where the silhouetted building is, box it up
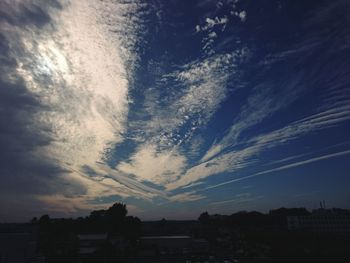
[139,235,192,256]
[78,234,107,257]
[191,238,210,254]
[0,224,39,263]
[287,209,350,234]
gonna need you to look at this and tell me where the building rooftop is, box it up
[78,234,107,240]
[140,235,191,239]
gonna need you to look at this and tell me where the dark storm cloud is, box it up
[0,0,62,27]
[0,64,82,196]
[0,0,87,221]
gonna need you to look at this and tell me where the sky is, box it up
[0,0,350,222]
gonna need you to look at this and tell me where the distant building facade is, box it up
[139,235,192,256]
[0,224,39,263]
[287,209,350,234]
[138,235,211,257]
[78,234,107,256]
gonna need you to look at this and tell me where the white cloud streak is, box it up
[167,102,350,190]
[205,149,350,190]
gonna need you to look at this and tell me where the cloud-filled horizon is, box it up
[1,0,350,222]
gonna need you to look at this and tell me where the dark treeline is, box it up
[27,204,350,263]
[34,203,141,237]
[33,203,141,263]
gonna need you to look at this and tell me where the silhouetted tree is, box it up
[38,214,51,231]
[34,202,143,262]
[90,209,107,219]
[160,218,167,226]
[104,203,127,235]
[198,211,210,224]
[39,214,50,223]
[106,203,127,220]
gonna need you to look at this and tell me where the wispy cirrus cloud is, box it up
[173,1,350,194]
[167,96,350,190]
[113,0,350,203]
[210,193,263,206]
[116,49,247,186]
[205,149,350,190]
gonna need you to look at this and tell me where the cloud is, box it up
[117,144,186,185]
[1,0,350,220]
[200,11,350,163]
[130,50,245,149]
[166,144,257,191]
[95,164,168,200]
[210,193,262,206]
[120,50,246,190]
[200,82,300,162]
[208,31,217,38]
[201,17,229,31]
[231,10,247,22]
[0,0,150,219]
[194,0,247,55]
[167,102,350,190]
[0,0,59,27]
[169,191,205,202]
[161,0,350,204]
[195,16,228,55]
[200,86,280,162]
[0,0,92,221]
[187,135,205,158]
[238,11,247,21]
[205,149,350,190]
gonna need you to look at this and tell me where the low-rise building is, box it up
[0,224,39,263]
[287,209,350,234]
[78,234,107,257]
[139,235,192,256]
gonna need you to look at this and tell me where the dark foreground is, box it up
[1,203,350,263]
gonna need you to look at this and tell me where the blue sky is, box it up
[0,0,350,221]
